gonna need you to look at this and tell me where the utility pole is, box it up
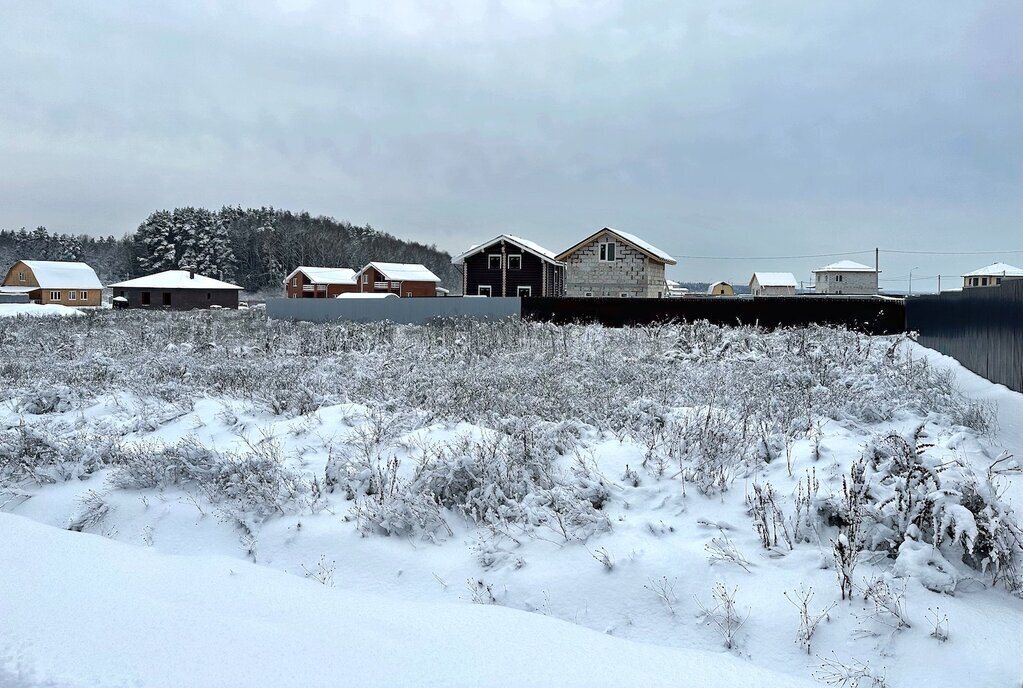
[875,247,879,273]
[937,275,941,293]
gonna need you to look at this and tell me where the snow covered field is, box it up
[1,311,1021,687]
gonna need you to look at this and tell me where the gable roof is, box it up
[707,281,733,294]
[962,262,1023,277]
[812,260,877,273]
[750,272,798,288]
[555,227,676,265]
[108,270,243,290]
[359,262,441,283]
[284,266,357,285]
[13,261,102,289]
[451,234,563,265]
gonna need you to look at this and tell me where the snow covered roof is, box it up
[16,261,102,289]
[556,227,677,265]
[108,270,243,290]
[812,260,877,273]
[451,235,563,264]
[336,292,399,299]
[360,263,441,283]
[0,286,37,294]
[750,272,798,287]
[284,266,357,285]
[961,262,1023,277]
[707,281,732,294]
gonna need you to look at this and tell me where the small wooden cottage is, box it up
[451,234,565,297]
[707,281,735,296]
[0,260,103,306]
[109,269,243,309]
[356,263,441,297]
[284,266,359,298]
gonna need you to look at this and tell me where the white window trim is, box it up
[18,271,26,282]
[49,290,61,300]
[405,291,412,297]
[362,274,368,284]
[619,292,629,298]
[507,254,522,270]
[478,285,492,297]
[68,291,77,301]
[584,291,593,297]
[516,285,531,297]
[599,241,617,262]
[488,254,502,270]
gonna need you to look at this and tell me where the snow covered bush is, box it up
[822,428,1023,593]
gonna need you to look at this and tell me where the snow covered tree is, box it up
[134,211,176,274]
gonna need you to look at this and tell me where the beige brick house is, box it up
[556,227,676,298]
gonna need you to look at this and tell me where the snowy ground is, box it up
[1,312,1021,687]
[0,303,83,318]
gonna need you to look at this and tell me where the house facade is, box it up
[708,281,734,296]
[962,262,1023,288]
[452,235,565,297]
[284,267,359,298]
[356,263,440,297]
[812,261,879,295]
[1,260,103,306]
[749,272,797,297]
[109,270,243,309]
[556,227,676,298]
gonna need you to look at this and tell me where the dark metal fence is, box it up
[523,296,905,335]
[905,279,1023,393]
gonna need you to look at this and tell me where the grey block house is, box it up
[556,227,677,298]
[109,269,243,309]
[452,234,565,297]
[811,260,879,295]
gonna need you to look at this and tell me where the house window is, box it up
[996,278,1003,285]
[973,277,979,286]
[405,291,412,297]
[162,292,172,307]
[68,291,77,301]
[584,291,593,297]
[488,254,502,270]
[18,271,25,282]
[508,255,522,270]
[291,278,297,287]
[478,285,492,297]
[599,241,616,262]
[836,274,844,283]
[391,281,400,289]
[141,292,151,306]
[620,292,629,298]
[981,277,989,286]
[49,291,61,300]
[362,274,368,284]
[207,292,212,300]
[517,286,531,297]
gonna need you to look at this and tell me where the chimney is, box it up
[186,266,195,280]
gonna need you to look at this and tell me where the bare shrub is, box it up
[695,583,749,650]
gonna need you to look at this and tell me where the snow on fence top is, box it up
[751,272,798,287]
[451,234,563,264]
[109,270,243,290]
[812,260,877,273]
[19,261,102,289]
[961,262,1023,277]
[335,292,398,299]
[283,266,357,285]
[361,262,441,283]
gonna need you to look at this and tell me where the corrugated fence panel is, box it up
[905,279,1023,393]
[265,297,522,324]
[522,297,905,335]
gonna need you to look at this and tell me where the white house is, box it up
[749,272,797,297]
[962,262,1023,289]
[665,279,688,298]
[811,260,878,295]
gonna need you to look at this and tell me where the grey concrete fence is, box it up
[265,297,521,324]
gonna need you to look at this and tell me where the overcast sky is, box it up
[2,1,1020,286]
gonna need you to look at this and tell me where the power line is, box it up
[670,250,872,261]
[880,248,1023,256]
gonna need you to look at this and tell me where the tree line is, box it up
[1,207,459,292]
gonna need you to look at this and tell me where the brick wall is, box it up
[814,271,878,295]
[563,233,666,297]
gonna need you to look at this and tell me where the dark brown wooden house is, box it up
[109,269,243,310]
[284,266,359,298]
[355,263,441,297]
[451,235,565,297]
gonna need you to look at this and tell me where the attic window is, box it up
[599,241,616,262]
[362,274,368,284]
[291,278,297,287]
[488,254,502,270]
[508,255,522,270]
[18,271,25,282]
